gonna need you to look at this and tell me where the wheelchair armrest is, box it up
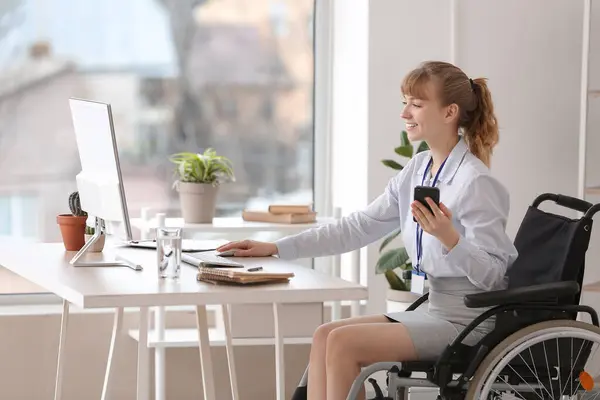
[464,281,580,308]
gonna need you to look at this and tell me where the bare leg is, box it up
[307,315,390,400]
[326,322,418,400]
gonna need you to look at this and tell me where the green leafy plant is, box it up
[375,131,429,291]
[169,148,235,186]
[68,191,87,217]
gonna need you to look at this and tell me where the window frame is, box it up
[0,0,335,306]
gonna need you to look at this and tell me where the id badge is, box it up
[411,271,429,295]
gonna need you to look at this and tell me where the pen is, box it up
[247,266,263,272]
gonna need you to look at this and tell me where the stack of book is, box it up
[197,266,294,285]
[241,204,316,224]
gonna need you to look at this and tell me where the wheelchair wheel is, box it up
[466,320,600,400]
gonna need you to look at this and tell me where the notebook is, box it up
[196,266,294,285]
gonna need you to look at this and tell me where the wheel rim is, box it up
[468,321,600,400]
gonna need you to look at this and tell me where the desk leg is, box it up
[101,307,124,400]
[273,303,285,400]
[196,305,216,400]
[221,304,239,400]
[54,299,70,400]
[154,306,166,400]
[136,307,150,400]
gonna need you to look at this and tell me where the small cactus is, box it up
[68,192,87,217]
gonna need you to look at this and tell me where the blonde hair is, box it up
[401,61,499,167]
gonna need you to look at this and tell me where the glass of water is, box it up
[156,227,182,279]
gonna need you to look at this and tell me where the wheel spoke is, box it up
[495,374,529,400]
[542,341,555,399]
[557,338,563,398]
[570,338,573,396]
[561,338,586,396]
[516,352,553,399]
[506,363,545,400]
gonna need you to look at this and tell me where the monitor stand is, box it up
[69,217,143,271]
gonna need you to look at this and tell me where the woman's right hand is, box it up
[216,240,278,257]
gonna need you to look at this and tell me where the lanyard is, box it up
[414,157,447,275]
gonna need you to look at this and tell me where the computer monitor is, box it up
[67,98,140,270]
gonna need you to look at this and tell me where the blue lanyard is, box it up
[415,157,447,275]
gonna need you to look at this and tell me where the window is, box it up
[0,0,317,296]
[0,197,11,236]
[0,194,38,239]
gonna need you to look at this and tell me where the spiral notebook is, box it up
[196,266,294,285]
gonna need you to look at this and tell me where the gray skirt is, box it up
[385,276,495,360]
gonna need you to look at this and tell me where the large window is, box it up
[0,0,317,295]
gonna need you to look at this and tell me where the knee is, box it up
[312,321,337,349]
[325,326,353,365]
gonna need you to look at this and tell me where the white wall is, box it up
[332,0,598,314]
[457,0,585,235]
[582,0,600,290]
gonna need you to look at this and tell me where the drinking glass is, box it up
[156,227,182,279]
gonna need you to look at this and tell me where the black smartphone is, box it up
[414,185,440,215]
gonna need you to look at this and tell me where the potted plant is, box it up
[169,148,235,223]
[375,131,429,302]
[57,191,88,251]
[84,225,105,252]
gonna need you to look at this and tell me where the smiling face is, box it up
[400,80,457,143]
[399,61,499,168]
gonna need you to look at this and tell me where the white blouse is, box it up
[274,136,519,292]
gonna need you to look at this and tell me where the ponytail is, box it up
[462,78,499,168]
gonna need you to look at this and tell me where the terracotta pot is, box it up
[84,233,105,252]
[175,181,219,223]
[56,214,87,251]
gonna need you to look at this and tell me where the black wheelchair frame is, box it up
[385,193,600,399]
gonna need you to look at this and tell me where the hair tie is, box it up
[469,78,476,91]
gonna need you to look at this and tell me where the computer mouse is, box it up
[216,249,238,257]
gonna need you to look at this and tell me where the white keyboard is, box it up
[182,252,245,268]
[126,239,217,253]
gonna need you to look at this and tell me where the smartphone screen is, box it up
[414,185,440,215]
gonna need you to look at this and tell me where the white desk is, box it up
[0,240,367,400]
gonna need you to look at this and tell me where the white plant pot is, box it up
[176,181,219,223]
[386,288,420,303]
[386,288,420,313]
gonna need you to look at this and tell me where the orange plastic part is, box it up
[579,371,594,391]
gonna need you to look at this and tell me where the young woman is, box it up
[216,61,518,400]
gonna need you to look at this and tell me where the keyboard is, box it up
[182,252,245,268]
[125,239,218,253]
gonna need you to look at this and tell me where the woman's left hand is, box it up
[412,198,460,250]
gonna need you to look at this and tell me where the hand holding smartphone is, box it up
[413,186,440,221]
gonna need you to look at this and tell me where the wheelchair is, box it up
[291,193,600,399]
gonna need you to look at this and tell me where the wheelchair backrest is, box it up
[506,205,593,305]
